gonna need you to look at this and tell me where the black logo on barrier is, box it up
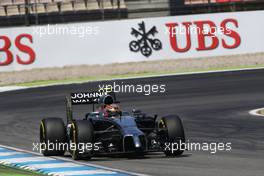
[129,21,162,57]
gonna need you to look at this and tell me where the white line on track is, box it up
[0,152,22,156]
[0,86,27,92]
[249,108,264,117]
[1,156,57,163]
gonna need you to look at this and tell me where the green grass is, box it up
[0,165,45,176]
[14,64,264,87]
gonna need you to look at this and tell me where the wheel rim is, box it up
[70,122,78,159]
[40,121,45,143]
[159,119,166,129]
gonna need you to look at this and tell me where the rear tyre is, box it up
[40,118,66,156]
[156,115,185,156]
[69,120,94,160]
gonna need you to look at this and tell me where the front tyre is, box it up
[69,120,94,160]
[40,118,66,156]
[157,115,185,156]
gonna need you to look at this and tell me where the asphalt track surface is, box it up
[1,69,264,176]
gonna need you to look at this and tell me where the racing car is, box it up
[39,90,185,160]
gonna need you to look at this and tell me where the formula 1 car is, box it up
[39,90,185,160]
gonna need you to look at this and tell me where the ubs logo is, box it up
[129,21,162,57]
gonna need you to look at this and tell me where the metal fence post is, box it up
[25,0,30,26]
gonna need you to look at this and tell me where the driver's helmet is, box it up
[103,104,121,117]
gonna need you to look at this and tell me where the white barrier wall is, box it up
[0,10,264,72]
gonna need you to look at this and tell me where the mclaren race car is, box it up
[39,90,185,160]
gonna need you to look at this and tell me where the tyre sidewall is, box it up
[40,118,66,156]
[70,120,94,160]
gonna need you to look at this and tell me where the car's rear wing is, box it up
[65,90,118,124]
[71,91,108,105]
